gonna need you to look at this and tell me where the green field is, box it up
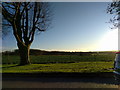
[2,53,115,73]
[2,53,115,64]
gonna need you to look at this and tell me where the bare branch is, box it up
[107,1,120,28]
[2,4,13,23]
[29,2,37,41]
[35,27,45,31]
[20,2,30,18]
[2,23,12,26]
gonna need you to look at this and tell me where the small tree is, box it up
[107,1,120,28]
[2,2,52,65]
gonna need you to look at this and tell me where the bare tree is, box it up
[2,2,52,65]
[107,0,120,28]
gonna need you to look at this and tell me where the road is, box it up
[2,72,120,89]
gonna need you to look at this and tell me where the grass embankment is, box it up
[2,62,113,73]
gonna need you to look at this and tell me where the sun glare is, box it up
[95,29,118,51]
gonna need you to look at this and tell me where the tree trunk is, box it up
[17,42,31,65]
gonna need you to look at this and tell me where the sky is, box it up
[2,2,118,52]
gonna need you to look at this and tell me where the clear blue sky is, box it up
[2,2,118,52]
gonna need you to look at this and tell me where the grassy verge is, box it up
[2,62,113,73]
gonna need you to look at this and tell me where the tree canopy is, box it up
[107,1,120,28]
[2,2,52,44]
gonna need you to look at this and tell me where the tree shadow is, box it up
[2,64,20,68]
[2,72,120,85]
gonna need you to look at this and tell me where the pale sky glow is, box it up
[95,29,118,51]
[47,29,118,52]
[2,2,119,52]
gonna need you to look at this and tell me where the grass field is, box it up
[2,62,113,73]
[2,53,115,64]
[2,53,115,73]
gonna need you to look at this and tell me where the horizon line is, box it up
[1,48,118,52]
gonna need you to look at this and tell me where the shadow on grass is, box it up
[2,64,20,68]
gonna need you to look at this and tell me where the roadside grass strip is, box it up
[2,62,113,73]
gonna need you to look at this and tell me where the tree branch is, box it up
[2,4,13,23]
[20,2,30,18]
[35,27,45,31]
[29,2,37,42]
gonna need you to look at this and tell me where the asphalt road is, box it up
[2,72,120,89]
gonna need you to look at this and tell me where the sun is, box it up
[95,29,118,51]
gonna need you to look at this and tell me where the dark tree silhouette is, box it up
[2,2,52,65]
[107,1,120,28]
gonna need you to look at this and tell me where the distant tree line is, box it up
[2,49,115,56]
